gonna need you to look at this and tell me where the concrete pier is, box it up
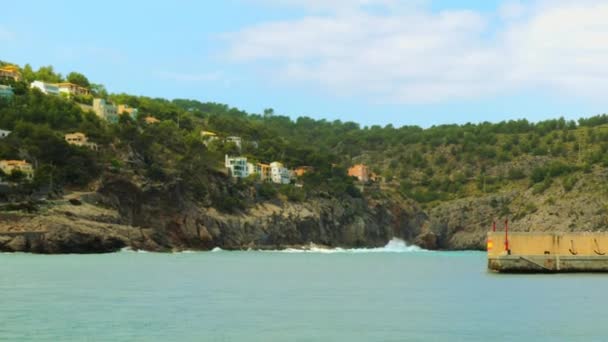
[487,232,608,273]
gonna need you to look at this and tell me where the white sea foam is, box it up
[118,239,426,254]
[120,247,149,253]
[267,238,427,254]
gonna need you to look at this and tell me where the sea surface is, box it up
[2,239,608,341]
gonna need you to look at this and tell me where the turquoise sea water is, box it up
[2,243,608,341]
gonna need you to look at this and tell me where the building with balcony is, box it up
[64,132,98,150]
[226,136,242,150]
[0,160,34,180]
[294,166,314,177]
[57,82,90,97]
[270,162,291,184]
[348,164,370,182]
[247,162,272,182]
[225,155,249,178]
[30,81,60,95]
[117,105,139,119]
[144,116,160,124]
[0,85,13,98]
[201,131,219,146]
[0,65,21,81]
[93,98,118,123]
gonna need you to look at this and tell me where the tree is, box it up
[66,72,90,88]
[263,108,274,117]
[35,66,62,83]
[90,83,108,98]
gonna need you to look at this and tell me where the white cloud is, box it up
[224,0,608,104]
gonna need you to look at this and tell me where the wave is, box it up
[117,239,426,254]
[266,238,427,254]
[120,247,149,253]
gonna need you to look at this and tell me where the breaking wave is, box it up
[117,239,426,254]
[267,238,426,254]
[120,247,149,253]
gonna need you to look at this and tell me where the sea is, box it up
[1,239,608,341]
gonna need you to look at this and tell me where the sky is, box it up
[2,0,608,127]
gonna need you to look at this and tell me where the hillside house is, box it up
[57,82,90,97]
[0,65,21,81]
[0,85,14,98]
[348,164,370,182]
[226,136,242,150]
[247,162,271,182]
[0,160,34,180]
[270,162,291,184]
[0,129,10,139]
[144,116,160,124]
[64,132,98,150]
[225,155,248,178]
[30,81,60,95]
[117,105,139,119]
[201,131,219,145]
[93,99,118,123]
[294,166,314,177]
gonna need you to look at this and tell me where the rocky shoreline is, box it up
[0,177,433,254]
[3,169,607,254]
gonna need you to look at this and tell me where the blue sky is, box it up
[2,0,608,127]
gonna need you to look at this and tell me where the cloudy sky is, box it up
[2,0,608,127]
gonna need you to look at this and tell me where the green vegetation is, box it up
[2,61,608,211]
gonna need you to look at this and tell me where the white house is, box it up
[30,81,60,95]
[0,129,10,139]
[0,85,14,98]
[270,162,291,184]
[93,98,118,123]
[225,155,249,178]
[226,136,242,150]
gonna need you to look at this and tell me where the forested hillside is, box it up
[2,61,608,251]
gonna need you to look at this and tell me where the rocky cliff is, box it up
[2,167,606,254]
[0,176,428,253]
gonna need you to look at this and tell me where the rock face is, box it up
[0,177,427,253]
[4,169,606,254]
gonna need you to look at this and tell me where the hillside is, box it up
[1,61,608,252]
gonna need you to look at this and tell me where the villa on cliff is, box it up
[64,132,98,151]
[57,82,90,97]
[348,164,370,182]
[225,155,248,178]
[0,160,34,180]
[92,99,119,123]
[234,159,290,184]
[0,85,14,98]
[294,166,313,177]
[270,162,291,184]
[144,116,160,124]
[0,65,21,82]
[117,104,139,119]
[30,81,60,95]
[201,131,219,146]
[226,136,242,150]
[247,162,271,182]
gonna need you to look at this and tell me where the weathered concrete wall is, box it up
[487,232,608,272]
[487,232,608,257]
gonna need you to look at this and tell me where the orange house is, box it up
[144,116,160,124]
[294,166,314,177]
[0,160,34,180]
[348,164,370,182]
[56,82,90,96]
[0,65,21,81]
